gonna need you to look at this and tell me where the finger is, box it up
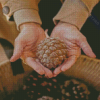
[53,59,68,76]
[43,67,53,78]
[45,29,49,38]
[54,56,75,75]
[35,59,53,78]
[78,39,96,58]
[61,56,77,71]
[53,66,62,77]
[53,58,68,75]
[26,57,45,75]
[10,40,25,62]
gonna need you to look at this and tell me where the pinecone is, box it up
[22,71,61,100]
[61,79,90,100]
[36,38,67,70]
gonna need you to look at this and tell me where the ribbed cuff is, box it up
[2,0,39,21]
[14,9,42,31]
[53,0,89,30]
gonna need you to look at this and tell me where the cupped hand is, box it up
[10,23,53,78]
[50,22,96,76]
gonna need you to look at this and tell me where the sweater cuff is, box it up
[53,0,89,30]
[14,9,42,31]
[1,0,39,21]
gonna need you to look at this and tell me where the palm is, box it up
[10,23,53,77]
[20,30,44,59]
[20,27,53,77]
[51,22,95,76]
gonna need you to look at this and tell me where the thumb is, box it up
[44,29,49,38]
[10,39,25,62]
[78,36,96,58]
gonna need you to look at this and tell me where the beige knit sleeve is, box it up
[53,0,99,30]
[14,9,42,31]
[0,0,42,30]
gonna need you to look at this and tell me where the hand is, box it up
[50,22,96,76]
[10,23,53,78]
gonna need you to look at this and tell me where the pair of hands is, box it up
[10,22,96,78]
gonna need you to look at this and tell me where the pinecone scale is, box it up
[36,38,68,69]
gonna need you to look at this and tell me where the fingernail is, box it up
[39,70,45,75]
[54,71,57,75]
[92,54,96,58]
[49,76,52,78]
[54,75,57,77]
[10,56,14,62]
[45,74,48,78]
[94,54,96,58]
[61,68,65,72]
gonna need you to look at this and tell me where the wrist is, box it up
[53,0,89,30]
[58,21,79,30]
[19,22,41,31]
